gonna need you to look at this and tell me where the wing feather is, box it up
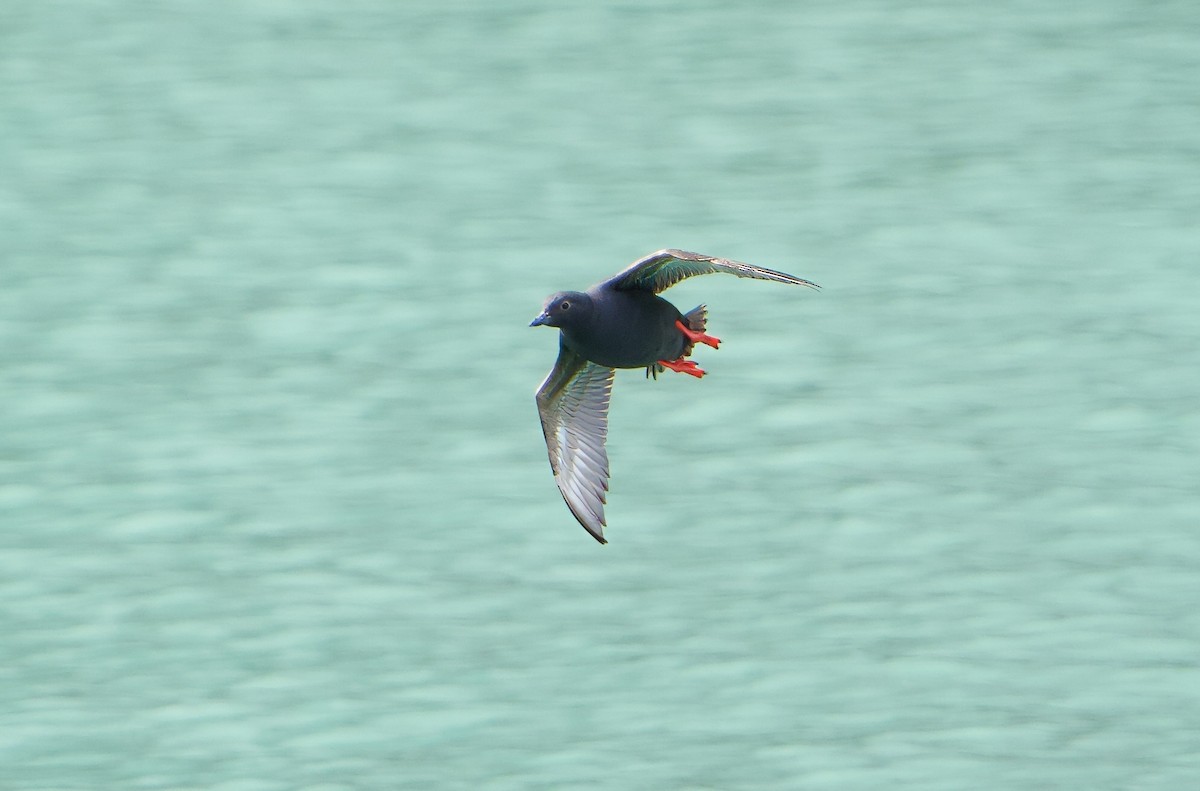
[535,343,615,544]
[604,248,819,293]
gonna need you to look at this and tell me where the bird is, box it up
[530,249,819,544]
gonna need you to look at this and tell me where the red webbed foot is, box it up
[657,357,706,378]
[674,319,721,349]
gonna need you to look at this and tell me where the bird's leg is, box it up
[657,357,706,378]
[674,319,721,349]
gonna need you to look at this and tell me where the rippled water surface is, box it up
[3,2,1199,789]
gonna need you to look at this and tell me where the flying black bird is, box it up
[531,249,819,544]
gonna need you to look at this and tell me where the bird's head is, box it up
[530,291,591,329]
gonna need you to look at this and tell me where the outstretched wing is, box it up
[535,342,616,544]
[604,249,820,294]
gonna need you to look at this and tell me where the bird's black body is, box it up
[565,287,687,369]
[531,249,819,544]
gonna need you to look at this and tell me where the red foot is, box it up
[675,319,721,349]
[658,357,706,378]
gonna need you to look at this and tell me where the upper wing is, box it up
[535,342,616,544]
[604,249,820,294]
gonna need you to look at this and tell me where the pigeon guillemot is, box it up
[531,249,819,544]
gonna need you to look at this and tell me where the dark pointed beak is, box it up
[529,312,550,327]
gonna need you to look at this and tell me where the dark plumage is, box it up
[531,249,819,543]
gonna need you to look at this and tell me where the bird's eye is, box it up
[560,301,570,310]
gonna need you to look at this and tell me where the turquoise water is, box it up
[3,2,1199,789]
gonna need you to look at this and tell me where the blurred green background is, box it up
[3,2,1198,789]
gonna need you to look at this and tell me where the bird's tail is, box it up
[679,304,709,358]
[683,304,708,334]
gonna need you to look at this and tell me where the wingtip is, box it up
[582,521,608,544]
